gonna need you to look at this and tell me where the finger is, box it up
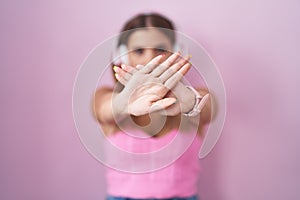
[176,54,191,67]
[114,73,127,85]
[136,64,144,70]
[150,52,181,77]
[121,64,138,74]
[158,107,180,116]
[177,61,192,76]
[160,51,182,68]
[163,63,191,89]
[163,62,192,89]
[150,97,177,113]
[163,73,182,90]
[198,94,210,112]
[113,66,132,85]
[140,54,164,74]
[113,66,132,81]
[159,55,191,82]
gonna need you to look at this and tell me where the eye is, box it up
[155,48,167,53]
[133,48,144,55]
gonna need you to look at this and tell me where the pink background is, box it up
[1,0,299,199]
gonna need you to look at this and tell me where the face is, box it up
[126,28,173,67]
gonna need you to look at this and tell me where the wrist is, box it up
[181,86,196,113]
[183,86,210,117]
[112,92,129,119]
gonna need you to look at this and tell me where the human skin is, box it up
[93,28,211,136]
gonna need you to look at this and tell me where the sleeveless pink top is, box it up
[105,129,201,199]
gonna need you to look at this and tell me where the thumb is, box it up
[150,97,177,113]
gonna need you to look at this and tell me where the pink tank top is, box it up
[104,129,202,199]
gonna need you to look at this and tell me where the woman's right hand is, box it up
[113,52,191,117]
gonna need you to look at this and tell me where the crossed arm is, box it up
[93,52,211,130]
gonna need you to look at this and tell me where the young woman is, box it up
[93,13,211,200]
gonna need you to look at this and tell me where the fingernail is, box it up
[155,54,163,60]
[114,73,119,78]
[173,98,178,104]
[113,66,118,72]
[121,64,126,69]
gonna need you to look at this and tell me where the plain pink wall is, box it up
[1,0,299,199]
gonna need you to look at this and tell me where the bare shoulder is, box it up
[93,86,114,112]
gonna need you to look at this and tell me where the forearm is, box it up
[93,88,128,124]
[198,89,212,124]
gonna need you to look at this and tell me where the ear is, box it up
[112,44,129,65]
[119,45,129,64]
